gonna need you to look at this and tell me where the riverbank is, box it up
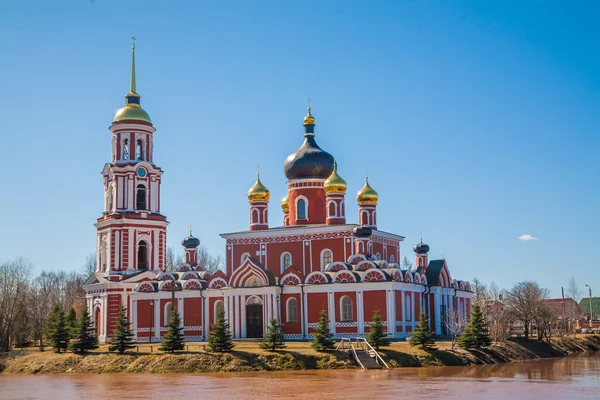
[1,335,599,374]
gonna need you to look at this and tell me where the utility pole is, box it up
[562,287,567,335]
[585,285,593,328]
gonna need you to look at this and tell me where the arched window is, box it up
[281,253,292,273]
[321,249,333,270]
[405,294,411,321]
[418,258,423,267]
[136,138,145,161]
[251,208,260,224]
[122,138,129,159]
[136,184,147,210]
[164,302,172,326]
[390,255,395,263]
[375,252,381,261]
[328,201,336,217]
[214,300,224,323]
[341,296,353,322]
[297,198,307,219]
[241,253,251,264]
[137,240,148,270]
[286,298,298,323]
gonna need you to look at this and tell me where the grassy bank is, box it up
[1,336,599,374]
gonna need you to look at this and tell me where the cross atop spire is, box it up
[130,36,137,94]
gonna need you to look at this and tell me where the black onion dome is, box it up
[353,226,373,238]
[284,136,334,180]
[413,241,430,254]
[182,235,200,249]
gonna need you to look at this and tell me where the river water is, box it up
[1,355,599,400]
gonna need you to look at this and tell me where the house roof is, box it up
[579,297,600,314]
[425,259,446,286]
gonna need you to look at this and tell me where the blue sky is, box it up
[0,0,598,297]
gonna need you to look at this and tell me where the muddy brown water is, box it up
[0,355,599,400]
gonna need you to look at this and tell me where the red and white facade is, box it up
[85,49,472,343]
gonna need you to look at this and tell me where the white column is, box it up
[302,290,309,339]
[411,291,415,330]
[235,296,241,339]
[154,298,160,340]
[387,290,395,336]
[401,290,406,333]
[132,300,138,340]
[101,296,108,342]
[178,297,184,328]
[328,292,336,336]
[357,291,364,335]
[241,295,247,339]
[434,292,441,335]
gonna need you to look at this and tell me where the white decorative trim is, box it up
[335,321,358,328]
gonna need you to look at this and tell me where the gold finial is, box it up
[256,164,260,177]
[190,223,193,236]
[130,36,137,94]
[308,96,311,110]
[303,99,315,126]
[365,168,369,183]
[420,230,423,243]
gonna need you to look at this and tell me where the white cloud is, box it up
[518,234,539,241]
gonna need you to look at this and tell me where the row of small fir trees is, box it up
[408,304,491,349]
[48,302,491,355]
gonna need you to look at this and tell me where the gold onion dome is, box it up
[113,37,152,124]
[356,177,379,204]
[324,160,347,193]
[248,174,271,202]
[303,106,316,126]
[281,194,289,211]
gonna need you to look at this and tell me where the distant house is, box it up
[544,298,582,332]
[578,297,600,329]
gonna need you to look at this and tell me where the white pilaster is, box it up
[154,298,160,340]
[327,292,336,336]
[357,291,364,335]
[434,292,441,335]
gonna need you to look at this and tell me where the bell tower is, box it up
[95,38,168,275]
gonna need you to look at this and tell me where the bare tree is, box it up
[505,281,549,340]
[0,258,31,352]
[566,277,581,302]
[483,282,512,342]
[166,247,184,272]
[401,256,413,271]
[82,253,97,277]
[443,308,467,349]
[471,277,489,306]
[198,246,225,273]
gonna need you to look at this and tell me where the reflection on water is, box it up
[0,355,599,400]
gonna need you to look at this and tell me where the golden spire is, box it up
[356,173,379,204]
[248,172,271,202]
[324,157,347,194]
[130,36,137,94]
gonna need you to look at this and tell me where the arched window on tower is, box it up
[328,202,336,218]
[100,237,108,272]
[137,240,148,270]
[136,184,147,210]
[297,198,307,219]
[136,138,145,161]
[122,139,129,160]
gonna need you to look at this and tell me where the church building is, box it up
[84,43,472,343]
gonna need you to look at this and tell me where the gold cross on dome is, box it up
[256,164,260,176]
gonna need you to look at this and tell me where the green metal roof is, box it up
[578,297,600,314]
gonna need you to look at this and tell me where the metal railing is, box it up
[355,337,390,369]
[336,338,365,369]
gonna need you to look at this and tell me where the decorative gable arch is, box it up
[333,270,358,283]
[388,268,404,282]
[305,271,330,285]
[156,272,176,281]
[183,279,202,290]
[326,262,349,272]
[404,271,413,283]
[362,268,387,282]
[176,264,193,272]
[281,272,302,286]
[229,258,272,288]
[347,254,366,264]
[355,260,376,271]
[181,271,199,280]
[135,282,156,293]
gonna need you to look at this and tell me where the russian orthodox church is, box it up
[84,43,472,343]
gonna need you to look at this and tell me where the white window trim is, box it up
[320,248,333,271]
[296,195,309,220]
[214,300,224,324]
[286,297,298,323]
[327,200,337,218]
[280,252,292,274]
[340,296,353,322]
[164,302,173,326]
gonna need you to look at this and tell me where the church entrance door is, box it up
[246,304,263,338]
